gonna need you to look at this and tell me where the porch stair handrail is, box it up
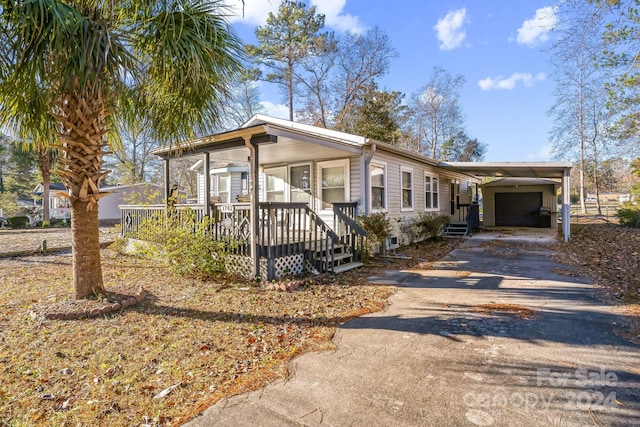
[332,202,366,264]
[258,202,339,276]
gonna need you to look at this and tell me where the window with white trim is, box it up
[401,166,413,211]
[425,174,439,211]
[212,173,230,203]
[318,159,349,210]
[370,162,386,210]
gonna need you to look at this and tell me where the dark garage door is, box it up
[495,192,543,227]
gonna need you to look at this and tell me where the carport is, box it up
[438,162,572,242]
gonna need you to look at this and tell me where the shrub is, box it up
[358,212,391,257]
[6,216,30,229]
[414,212,450,239]
[135,209,232,279]
[617,203,640,228]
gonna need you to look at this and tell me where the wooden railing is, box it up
[258,202,339,277]
[332,202,365,264]
[120,201,357,279]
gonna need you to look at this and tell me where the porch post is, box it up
[244,136,260,278]
[203,152,210,217]
[163,159,170,203]
[562,167,571,242]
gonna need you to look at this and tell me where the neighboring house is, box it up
[33,182,70,221]
[120,115,572,280]
[99,183,164,226]
[34,182,164,225]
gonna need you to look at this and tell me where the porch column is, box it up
[163,159,170,203]
[244,136,260,278]
[562,167,571,242]
[203,152,210,217]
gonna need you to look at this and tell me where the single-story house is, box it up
[99,183,164,226]
[34,182,164,225]
[33,182,70,220]
[120,115,572,280]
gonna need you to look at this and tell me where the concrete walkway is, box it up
[187,229,640,427]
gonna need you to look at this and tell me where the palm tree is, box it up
[0,0,242,299]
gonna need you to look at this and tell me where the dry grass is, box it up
[0,237,457,426]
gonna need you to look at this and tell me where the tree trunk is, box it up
[71,199,105,298]
[39,151,51,223]
[54,81,109,299]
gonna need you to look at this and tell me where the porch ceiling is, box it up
[438,161,572,179]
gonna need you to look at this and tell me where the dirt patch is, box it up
[472,303,536,319]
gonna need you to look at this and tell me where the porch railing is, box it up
[120,201,359,278]
[258,202,339,277]
[332,202,365,264]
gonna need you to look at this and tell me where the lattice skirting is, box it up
[259,254,306,279]
[227,254,306,279]
[224,255,254,278]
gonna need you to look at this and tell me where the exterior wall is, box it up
[367,149,476,244]
[482,185,557,228]
[100,184,163,225]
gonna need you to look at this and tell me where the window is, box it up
[370,163,386,210]
[425,174,439,211]
[265,167,286,202]
[290,164,312,203]
[212,173,230,203]
[318,159,349,210]
[401,166,413,211]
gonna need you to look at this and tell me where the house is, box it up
[120,115,572,280]
[34,182,164,225]
[99,183,164,226]
[33,182,70,221]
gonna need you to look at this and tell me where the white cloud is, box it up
[225,0,279,26]
[311,0,365,34]
[226,0,364,33]
[527,144,552,160]
[434,8,468,51]
[259,101,289,119]
[478,72,546,90]
[516,6,558,46]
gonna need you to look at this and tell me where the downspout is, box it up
[363,142,376,216]
[244,137,259,278]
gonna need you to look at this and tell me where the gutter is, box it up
[363,142,376,215]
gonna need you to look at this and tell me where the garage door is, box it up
[494,192,542,227]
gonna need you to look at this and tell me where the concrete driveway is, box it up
[187,229,640,427]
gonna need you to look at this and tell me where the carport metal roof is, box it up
[438,162,572,179]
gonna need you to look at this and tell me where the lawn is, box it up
[1,224,638,426]
[0,238,456,426]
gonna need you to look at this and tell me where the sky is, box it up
[225,0,561,162]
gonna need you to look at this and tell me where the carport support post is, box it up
[562,167,571,242]
[163,159,170,203]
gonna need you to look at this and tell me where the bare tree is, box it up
[407,67,466,159]
[332,27,398,132]
[548,0,608,213]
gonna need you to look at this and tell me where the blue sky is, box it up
[226,1,560,162]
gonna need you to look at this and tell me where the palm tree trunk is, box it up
[71,199,104,298]
[54,81,108,299]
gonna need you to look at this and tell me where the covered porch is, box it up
[120,119,367,280]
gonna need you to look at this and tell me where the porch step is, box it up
[442,222,468,238]
[331,261,364,274]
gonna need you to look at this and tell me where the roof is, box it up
[438,162,572,179]
[480,177,560,188]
